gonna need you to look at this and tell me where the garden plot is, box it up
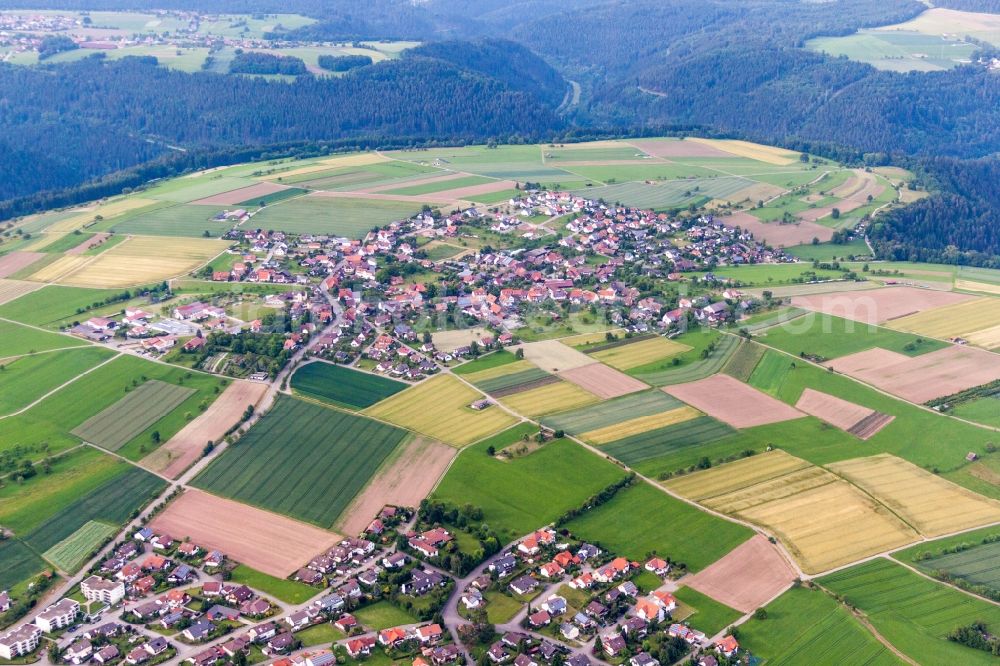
[71,380,195,451]
[828,454,1000,537]
[791,286,974,325]
[152,489,340,578]
[794,388,893,440]
[685,534,798,613]
[826,345,1000,403]
[663,374,805,429]
[588,336,690,371]
[364,374,518,447]
[557,362,648,399]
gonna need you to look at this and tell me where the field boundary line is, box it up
[0,344,96,364]
[0,350,123,420]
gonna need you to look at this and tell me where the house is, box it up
[82,576,126,605]
[490,554,517,578]
[634,598,665,623]
[334,614,357,633]
[206,605,240,621]
[617,581,639,598]
[35,598,79,632]
[183,618,214,641]
[0,591,9,613]
[630,653,659,666]
[94,645,120,664]
[266,632,296,654]
[285,609,314,630]
[346,636,376,658]
[430,644,462,665]
[306,651,337,666]
[249,622,278,643]
[568,655,590,666]
[168,564,194,585]
[541,596,567,616]
[461,589,484,609]
[203,551,225,568]
[621,617,647,638]
[539,561,563,578]
[126,646,151,664]
[644,558,669,576]
[0,624,42,660]
[487,642,511,663]
[514,655,539,666]
[560,623,580,641]
[383,552,408,569]
[65,639,93,664]
[178,542,201,558]
[402,569,446,596]
[651,590,677,613]
[602,634,627,656]
[378,626,408,646]
[416,623,443,644]
[528,610,551,627]
[715,635,739,658]
[509,576,538,596]
[408,537,439,558]
[294,568,323,585]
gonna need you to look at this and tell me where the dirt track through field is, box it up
[151,489,340,577]
[827,345,1000,403]
[141,380,268,478]
[719,211,832,246]
[336,436,457,537]
[664,374,805,428]
[685,534,797,612]
[557,363,648,399]
[192,181,290,206]
[791,287,974,325]
[0,251,45,278]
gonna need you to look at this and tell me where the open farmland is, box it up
[631,332,740,386]
[290,361,407,410]
[107,203,226,237]
[718,211,833,246]
[0,346,116,416]
[0,540,48,591]
[541,389,685,434]
[737,586,905,665]
[563,481,752,571]
[886,297,1000,342]
[71,379,195,451]
[141,379,268,478]
[432,424,628,538]
[827,345,1000,403]
[790,286,974,325]
[250,193,430,237]
[0,278,42,305]
[581,406,701,445]
[515,340,595,372]
[794,388,894,439]
[588,336,690,370]
[499,380,599,417]
[828,454,1000,537]
[820,559,1000,665]
[460,359,552,395]
[602,416,737,468]
[0,319,86,358]
[192,180,292,205]
[364,374,518,447]
[42,520,116,573]
[672,587,743,636]
[664,374,805,429]
[0,251,45,278]
[194,395,407,527]
[720,340,766,381]
[152,489,340,578]
[0,285,123,328]
[666,451,919,573]
[557,362,648,399]
[685,534,797,612]
[756,312,946,359]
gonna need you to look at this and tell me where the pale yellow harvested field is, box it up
[828,454,1000,537]
[49,198,158,232]
[689,138,799,165]
[790,286,973,325]
[0,279,42,305]
[500,380,599,418]
[20,233,67,252]
[364,374,518,448]
[151,489,340,578]
[627,138,732,159]
[827,346,1000,403]
[516,340,596,372]
[560,329,626,347]
[955,279,1000,296]
[886,297,1000,338]
[964,324,1000,350]
[557,363,648,399]
[664,374,805,429]
[431,327,490,353]
[462,360,537,384]
[259,153,387,180]
[875,8,1000,45]
[667,450,918,574]
[584,406,701,445]
[56,236,230,288]
[590,337,690,371]
[666,450,812,502]
[192,181,291,206]
[727,182,787,203]
[141,380,268,479]
[28,255,92,283]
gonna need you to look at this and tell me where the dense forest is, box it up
[317,54,372,72]
[228,51,308,75]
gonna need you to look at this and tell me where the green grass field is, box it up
[452,350,518,375]
[562,482,752,571]
[22,465,165,553]
[950,397,1000,428]
[807,30,978,72]
[737,586,904,665]
[472,367,551,394]
[382,175,494,196]
[484,590,523,624]
[296,622,346,647]
[0,539,48,591]
[629,331,739,386]
[0,285,127,329]
[432,424,628,538]
[0,346,114,415]
[237,187,307,207]
[0,319,87,357]
[229,564,321,604]
[720,340,766,381]
[250,195,431,237]
[290,361,407,410]
[603,416,737,468]
[820,559,1000,665]
[693,263,847,287]
[194,395,408,527]
[42,520,116,573]
[756,313,947,359]
[71,380,195,451]
[672,587,742,636]
[540,390,684,434]
[354,601,418,630]
[109,203,226,237]
[35,232,95,253]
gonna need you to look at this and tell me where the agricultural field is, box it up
[0,346,116,416]
[0,539,48,592]
[540,389,685,434]
[0,278,42,306]
[663,374,806,429]
[107,203,227,237]
[42,520,116,573]
[794,388,894,440]
[290,361,407,410]
[790,286,973,326]
[0,318,87,358]
[603,416,737,469]
[580,406,701,445]
[719,340,766,381]
[563,481,753,571]
[229,565,320,605]
[671,587,742,636]
[71,380,195,451]
[737,586,905,665]
[194,395,407,527]
[886,297,1000,348]
[499,380,599,417]
[364,374,518,447]
[250,194,433,237]
[684,535,797,613]
[629,331,740,386]
[820,559,1000,665]
[459,359,552,395]
[451,350,518,375]
[432,424,628,538]
[557,362,648,399]
[0,284,131,328]
[666,451,919,573]
[588,336,690,371]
